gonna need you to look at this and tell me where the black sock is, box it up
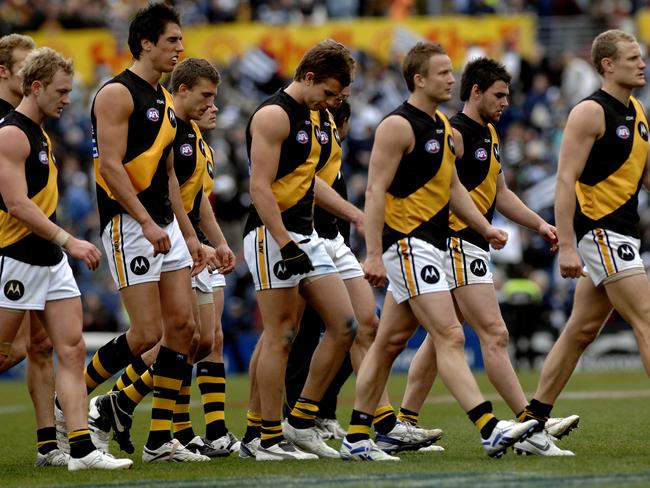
[467,401,499,439]
[36,427,57,455]
[346,409,373,443]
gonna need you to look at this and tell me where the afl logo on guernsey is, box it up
[146,108,160,122]
[296,130,309,144]
[180,143,193,156]
[475,148,488,161]
[616,125,630,139]
[38,150,49,164]
[425,139,440,154]
[638,121,648,141]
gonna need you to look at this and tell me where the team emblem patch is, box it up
[470,259,487,276]
[130,256,150,275]
[638,121,648,141]
[146,108,160,122]
[4,280,24,301]
[333,128,341,144]
[316,127,329,145]
[447,134,455,154]
[168,107,177,128]
[420,265,440,284]
[38,151,49,164]
[617,244,635,261]
[198,139,206,157]
[616,125,630,139]
[273,261,291,280]
[475,148,488,161]
[493,144,500,161]
[180,143,193,156]
[296,130,309,144]
[425,139,440,154]
[207,161,214,179]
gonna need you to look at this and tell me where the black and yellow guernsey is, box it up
[313,108,346,241]
[244,90,326,236]
[574,90,648,241]
[448,112,502,251]
[0,110,62,266]
[382,102,456,252]
[173,117,209,235]
[92,69,177,233]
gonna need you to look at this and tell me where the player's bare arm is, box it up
[199,193,235,274]
[248,104,292,247]
[167,151,204,274]
[495,172,557,250]
[94,82,170,255]
[363,115,411,288]
[0,127,100,270]
[314,176,364,233]
[555,100,604,278]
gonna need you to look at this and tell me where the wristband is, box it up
[52,229,71,247]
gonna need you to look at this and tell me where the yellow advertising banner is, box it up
[637,9,650,44]
[29,15,536,84]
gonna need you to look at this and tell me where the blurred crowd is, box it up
[3,2,650,369]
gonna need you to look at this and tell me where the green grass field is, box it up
[2,370,650,487]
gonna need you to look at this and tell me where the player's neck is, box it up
[15,97,45,125]
[601,81,633,107]
[408,92,438,117]
[0,85,20,109]
[462,104,487,126]
[129,60,162,90]
[283,81,304,106]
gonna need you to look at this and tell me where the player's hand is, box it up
[215,244,236,275]
[363,255,387,289]
[141,220,171,256]
[203,244,220,273]
[558,246,586,279]
[186,235,205,276]
[280,241,313,277]
[65,237,102,271]
[538,222,559,252]
[484,226,508,250]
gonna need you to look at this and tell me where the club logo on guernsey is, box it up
[447,134,455,154]
[168,107,177,128]
[4,280,24,300]
[425,139,440,154]
[146,108,160,122]
[617,244,635,261]
[333,128,341,145]
[493,144,500,161]
[475,148,488,161]
[38,150,48,165]
[639,121,648,141]
[616,125,630,139]
[470,259,487,276]
[296,130,309,144]
[207,161,214,179]
[199,139,206,157]
[130,256,150,275]
[180,143,193,157]
[273,261,290,280]
[315,127,329,145]
[420,265,440,284]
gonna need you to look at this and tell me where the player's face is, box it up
[326,85,350,110]
[36,69,72,118]
[304,76,345,111]
[196,102,218,132]
[7,48,31,99]
[477,80,509,124]
[611,40,646,89]
[151,22,184,73]
[421,54,454,103]
[184,77,217,121]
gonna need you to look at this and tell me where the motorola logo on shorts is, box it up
[617,244,635,261]
[130,256,150,275]
[4,280,24,301]
[470,259,487,276]
[273,261,290,280]
[420,265,440,284]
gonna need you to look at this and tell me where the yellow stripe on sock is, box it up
[347,424,371,436]
[197,376,225,385]
[206,411,226,423]
[475,413,495,432]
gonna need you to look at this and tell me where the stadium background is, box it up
[2,0,650,375]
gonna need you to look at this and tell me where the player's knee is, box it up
[27,334,53,359]
[345,317,358,338]
[194,335,214,362]
[356,316,379,343]
[56,337,86,368]
[482,321,509,351]
[127,329,161,355]
[439,323,466,350]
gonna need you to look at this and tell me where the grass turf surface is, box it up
[1,370,649,487]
